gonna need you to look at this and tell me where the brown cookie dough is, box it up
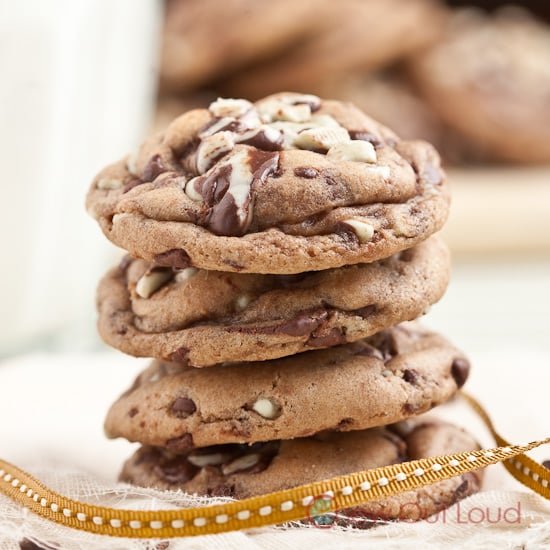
[119,418,483,524]
[221,0,447,99]
[86,93,450,274]
[104,322,470,449]
[160,0,329,92]
[410,8,550,163]
[96,237,450,365]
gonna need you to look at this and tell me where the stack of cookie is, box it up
[86,93,482,523]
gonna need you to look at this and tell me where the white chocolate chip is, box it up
[252,398,280,419]
[187,451,235,467]
[175,267,199,282]
[258,100,312,123]
[199,116,235,138]
[97,177,123,190]
[184,177,203,202]
[222,453,260,475]
[136,269,173,299]
[309,114,341,128]
[286,93,321,107]
[196,131,235,174]
[327,140,377,164]
[363,165,390,179]
[235,294,251,310]
[294,127,350,151]
[342,219,375,243]
[209,98,254,118]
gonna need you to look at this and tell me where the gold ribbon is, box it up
[0,391,548,538]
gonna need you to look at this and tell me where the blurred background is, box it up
[0,0,548,360]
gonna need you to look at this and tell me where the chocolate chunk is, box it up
[403,369,418,385]
[348,131,381,147]
[451,358,470,389]
[239,129,283,151]
[128,407,139,418]
[307,328,347,348]
[401,402,418,416]
[353,305,377,318]
[277,310,328,336]
[170,347,190,365]
[170,397,196,418]
[142,154,166,182]
[154,249,192,269]
[542,460,550,470]
[154,457,198,485]
[294,166,319,178]
[19,540,57,550]
[166,433,194,451]
[335,418,354,430]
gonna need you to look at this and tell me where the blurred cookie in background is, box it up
[318,75,445,154]
[160,0,329,92]
[219,0,447,99]
[409,7,550,163]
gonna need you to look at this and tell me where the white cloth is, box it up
[1,349,549,548]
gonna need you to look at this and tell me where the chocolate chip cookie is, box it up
[221,0,447,100]
[160,0,329,92]
[410,8,550,163]
[97,236,449,365]
[119,418,483,523]
[104,322,470,450]
[86,93,450,274]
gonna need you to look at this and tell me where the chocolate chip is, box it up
[401,403,418,416]
[335,418,354,430]
[19,539,57,550]
[307,328,347,348]
[294,166,319,178]
[239,128,283,151]
[276,310,328,336]
[403,369,418,385]
[166,433,194,451]
[451,358,470,389]
[542,460,550,470]
[170,397,196,418]
[142,154,166,182]
[398,248,415,262]
[348,131,381,147]
[154,457,198,485]
[353,305,377,318]
[128,407,139,418]
[170,347,190,365]
[154,249,192,269]
[367,331,398,363]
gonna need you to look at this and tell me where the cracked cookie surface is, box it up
[119,417,482,523]
[96,236,449,365]
[104,322,470,449]
[86,92,450,273]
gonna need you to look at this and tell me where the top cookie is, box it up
[86,93,449,274]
